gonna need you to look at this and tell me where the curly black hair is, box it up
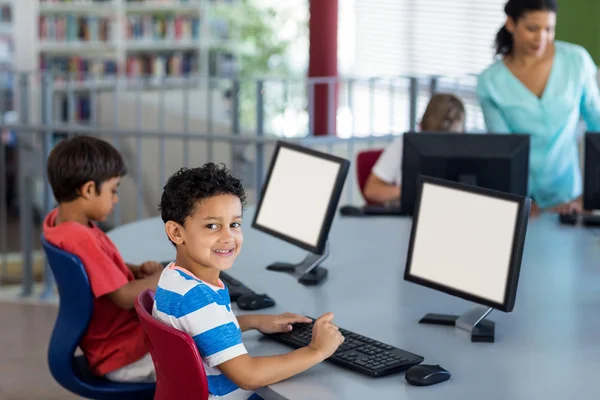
[159,163,246,227]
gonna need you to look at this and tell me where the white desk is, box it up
[108,209,600,400]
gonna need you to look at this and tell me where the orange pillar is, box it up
[308,0,338,136]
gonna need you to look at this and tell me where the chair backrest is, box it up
[41,236,95,385]
[356,149,384,202]
[135,290,209,400]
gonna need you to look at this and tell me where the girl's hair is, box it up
[495,0,558,56]
[420,93,466,132]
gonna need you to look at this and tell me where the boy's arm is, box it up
[236,313,312,333]
[236,314,261,332]
[218,348,324,390]
[126,263,142,277]
[71,237,159,309]
[105,270,161,309]
[127,261,164,279]
[218,313,343,390]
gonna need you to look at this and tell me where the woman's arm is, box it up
[478,97,511,133]
[476,75,511,133]
[579,49,600,130]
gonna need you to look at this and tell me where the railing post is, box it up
[158,76,166,188]
[369,77,376,136]
[430,75,439,96]
[113,76,122,226]
[41,71,56,299]
[0,105,7,284]
[347,78,355,135]
[327,78,335,136]
[17,72,33,297]
[182,75,190,168]
[231,79,240,136]
[206,76,214,162]
[308,80,315,135]
[255,80,265,194]
[389,78,396,134]
[409,77,419,132]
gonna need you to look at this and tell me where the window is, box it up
[339,0,507,135]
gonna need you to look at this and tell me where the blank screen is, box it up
[408,182,519,304]
[255,147,341,247]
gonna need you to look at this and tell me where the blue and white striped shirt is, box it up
[153,264,259,400]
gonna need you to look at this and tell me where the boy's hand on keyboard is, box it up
[308,312,345,360]
[255,313,312,334]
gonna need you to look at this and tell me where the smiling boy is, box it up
[153,164,344,399]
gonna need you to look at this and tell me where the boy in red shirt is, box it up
[43,135,161,383]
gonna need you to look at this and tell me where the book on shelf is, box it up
[39,15,115,43]
[127,14,199,41]
[40,55,118,81]
[125,0,197,4]
[40,0,113,3]
[0,5,11,24]
[126,52,198,78]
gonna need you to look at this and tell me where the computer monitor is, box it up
[400,132,530,215]
[583,132,600,225]
[404,175,530,342]
[252,141,350,285]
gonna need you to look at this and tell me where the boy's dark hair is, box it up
[159,163,246,226]
[47,135,127,203]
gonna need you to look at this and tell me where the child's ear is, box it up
[165,221,185,245]
[79,181,97,200]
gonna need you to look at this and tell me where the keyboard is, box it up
[220,271,255,301]
[362,205,406,216]
[339,205,407,217]
[265,318,424,377]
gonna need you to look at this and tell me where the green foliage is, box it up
[210,0,307,131]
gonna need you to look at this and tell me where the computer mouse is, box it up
[236,293,276,310]
[558,211,578,225]
[339,205,363,216]
[405,364,451,386]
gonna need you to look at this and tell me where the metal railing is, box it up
[0,70,486,299]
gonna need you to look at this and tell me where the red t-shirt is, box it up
[43,208,149,376]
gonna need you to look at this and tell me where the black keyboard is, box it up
[339,205,407,217]
[362,205,405,216]
[265,318,424,377]
[220,271,255,301]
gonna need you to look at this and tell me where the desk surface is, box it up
[109,210,600,400]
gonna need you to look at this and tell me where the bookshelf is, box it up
[10,0,237,126]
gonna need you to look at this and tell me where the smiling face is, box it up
[166,194,244,273]
[507,10,556,58]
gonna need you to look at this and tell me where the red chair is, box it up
[135,290,209,400]
[356,149,384,203]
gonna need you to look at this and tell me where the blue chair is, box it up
[41,235,155,400]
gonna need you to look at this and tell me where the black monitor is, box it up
[404,175,531,342]
[400,133,530,215]
[583,132,600,225]
[252,141,350,285]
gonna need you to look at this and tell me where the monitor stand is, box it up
[419,305,495,343]
[266,241,329,286]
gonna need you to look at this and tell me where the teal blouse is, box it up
[476,41,600,209]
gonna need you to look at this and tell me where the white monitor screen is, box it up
[254,146,343,248]
[407,181,520,304]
